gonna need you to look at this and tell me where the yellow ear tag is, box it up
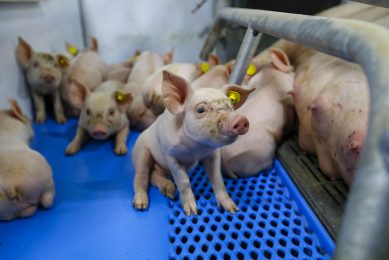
[67,45,78,56]
[227,90,240,105]
[246,63,256,76]
[200,62,210,73]
[116,91,126,102]
[58,56,69,66]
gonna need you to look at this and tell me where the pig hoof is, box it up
[218,198,239,213]
[133,191,148,209]
[56,114,67,124]
[182,201,198,216]
[20,205,37,218]
[36,114,46,123]
[65,143,80,155]
[115,143,128,155]
[160,181,176,199]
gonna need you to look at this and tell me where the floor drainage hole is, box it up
[304,247,313,257]
[206,234,213,242]
[187,226,193,233]
[279,239,287,247]
[231,232,238,239]
[169,236,175,243]
[181,236,188,243]
[240,241,248,249]
[176,246,182,255]
[292,237,300,246]
[250,251,258,259]
[243,231,251,239]
[222,224,229,231]
[227,242,235,250]
[237,252,244,259]
[291,248,299,257]
[264,250,272,259]
[219,233,226,241]
[304,237,313,245]
[174,227,181,234]
[204,217,210,223]
[277,249,286,258]
[247,221,254,229]
[194,235,200,243]
[226,215,233,221]
[270,220,277,227]
[256,230,263,238]
[188,245,195,253]
[266,239,274,248]
[210,225,217,232]
[253,240,260,248]
[201,244,208,253]
[215,216,221,222]
[269,229,276,237]
[215,243,222,251]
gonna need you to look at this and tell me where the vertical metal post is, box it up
[228,27,262,84]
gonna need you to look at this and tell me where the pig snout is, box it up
[90,124,109,140]
[42,74,55,83]
[222,115,249,136]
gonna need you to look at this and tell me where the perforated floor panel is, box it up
[168,161,334,259]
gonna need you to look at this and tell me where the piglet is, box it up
[221,49,295,178]
[0,100,55,220]
[65,80,133,155]
[132,71,252,215]
[16,37,68,123]
[60,38,106,115]
[125,50,173,127]
[141,55,220,119]
[104,50,141,83]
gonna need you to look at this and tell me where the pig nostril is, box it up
[233,124,239,129]
[244,122,249,128]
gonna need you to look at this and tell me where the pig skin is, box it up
[0,100,55,221]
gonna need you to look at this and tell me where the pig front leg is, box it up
[166,156,197,216]
[132,138,153,209]
[52,90,66,124]
[114,124,129,155]
[202,150,238,213]
[31,91,46,123]
[65,126,89,155]
[150,164,176,199]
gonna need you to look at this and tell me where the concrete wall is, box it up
[82,0,215,64]
[0,0,83,117]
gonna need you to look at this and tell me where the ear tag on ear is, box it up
[67,45,78,56]
[58,56,69,66]
[116,91,126,102]
[227,90,240,105]
[200,62,210,73]
[246,63,256,76]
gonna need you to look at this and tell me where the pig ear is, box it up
[8,99,30,124]
[56,54,70,69]
[162,70,192,116]
[224,84,255,110]
[112,91,133,111]
[163,48,174,65]
[68,79,90,109]
[269,48,292,73]
[90,37,98,51]
[226,60,235,77]
[16,37,34,69]
[208,54,220,66]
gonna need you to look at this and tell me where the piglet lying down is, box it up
[132,71,253,215]
[0,100,55,220]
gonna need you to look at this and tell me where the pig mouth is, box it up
[89,125,109,140]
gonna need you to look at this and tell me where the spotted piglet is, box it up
[65,80,132,155]
[132,71,252,215]
[16,37,69,123]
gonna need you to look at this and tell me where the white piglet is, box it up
[0,100,55,220]
[132,71,253,215]
[65,80,133,155]
[221,49,295,178]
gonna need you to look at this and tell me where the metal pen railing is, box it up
[200,7,389,260]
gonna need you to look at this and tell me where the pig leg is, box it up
[114,124,129,155]
[31,91,46,123]
[166,156,197,216]
[132,139,153,209]
[202,151,238,213]
[65,126,89,155]
[150,164,176,199]
[52,90,66,124]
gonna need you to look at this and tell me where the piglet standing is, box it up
[132,71,252,215]
[221,49,295,178]
[60,38,106,115]
[65,80,133,155]
[16,37,68,123]
[0,100,55,220]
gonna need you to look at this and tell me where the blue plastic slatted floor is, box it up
[0,118,335,259]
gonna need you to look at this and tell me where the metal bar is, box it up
[202,7,389,260]
[352,0,389,8]
[228,27,262,84]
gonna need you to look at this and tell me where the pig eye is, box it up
[197,106,206,114]
[33,61,39,68]
[108,108,115,116]
[86,108,91,116]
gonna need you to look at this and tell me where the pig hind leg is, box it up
[132,138,153,209]
[150,164,176,199]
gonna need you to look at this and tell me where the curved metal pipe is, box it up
[201,7,389,260]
